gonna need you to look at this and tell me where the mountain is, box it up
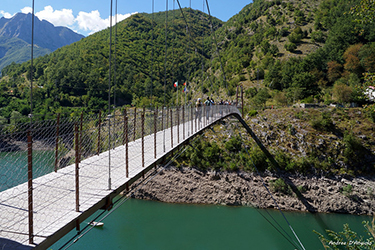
[0,36,51,71]
[0,0,374,118]
[0,9,222,116]
[0,13,84,71]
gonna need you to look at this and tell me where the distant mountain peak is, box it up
[0,12,84,51]
[0,12,85,72]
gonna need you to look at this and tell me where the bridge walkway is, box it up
[0,105,240,249]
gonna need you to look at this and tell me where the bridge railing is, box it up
[0,104,240,245]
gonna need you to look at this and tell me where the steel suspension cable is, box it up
[238,132,306,250]
[175,0,219,101]
[172,0,177,105]
[201,0,205,92]
[175,0,203,103]
[108,0,113,190]
[164,0,168,107]
[113,0,118,108]
[163,0,168,153]
[30,0,35,123]
[204,0,227,91]
[151,0,155,107]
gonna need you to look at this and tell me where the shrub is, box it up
[343,132,366,164]
[274,92,288,106]
[301,96,314,103]
[224,136,242,153]
[310,30,325,43]
[248,146,269,172]
[285,42,297,52]
[248,110,258,117]
[288,31,303,44]
[310,112,334,131]
[274,151,297,172]
[341,184,353,196]
[279,27,289,37]
[364,104,375,122]
[297,185,307,193]
[245,87,258,98]
[270,178,292,195]
[332,81,353,104]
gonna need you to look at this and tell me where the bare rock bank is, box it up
[132,167,375,215]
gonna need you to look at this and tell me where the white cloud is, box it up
[36,6,75,27]
[76,10,107,33]
[76,11,137,35]
[21,7,32,14]
[1,5,137,36]
[0,10,13,18]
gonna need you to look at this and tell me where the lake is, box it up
[51,198,373,250]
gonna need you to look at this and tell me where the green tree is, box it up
[265,60,282,90]
[332,81,353,104]
[327,61,343,83]
[350,0,375,24]
[252,88,270,108]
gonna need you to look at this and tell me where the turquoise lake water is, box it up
[0,151,372,249]
[51,198,373,250]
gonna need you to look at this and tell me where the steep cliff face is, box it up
[132,167,375,215]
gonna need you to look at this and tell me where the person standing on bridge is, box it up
[196,98,202,127]
[204,97,211,123]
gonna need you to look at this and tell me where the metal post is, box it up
[203,105,206,127]
[191,105,193,135]
[162,106,165,152]
[177,106,180,144]
[154,107,157,158]
[182,105,185,140]
[27,130,33,245]
[123,109,127,145]
[125,111,129,178]
[108,112,112,190]
[236,86,239,107]
[241,86,244,118]
[54,113,60,172]
[133,107,137,141]
[195,106,197,132]
[75,123,79,212]
[142,107,145,168]
[170,108,173,148]
[79,112,83,163]
[97,111,102,155]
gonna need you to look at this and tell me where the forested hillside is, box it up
[0,9,221,118]
[0,0,374,122]
[207,0,375,107]
[0,37,51,72]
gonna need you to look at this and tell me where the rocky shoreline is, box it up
[133,166,375,216]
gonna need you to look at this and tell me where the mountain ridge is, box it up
[0,12,84,72]
[0,0,374,116]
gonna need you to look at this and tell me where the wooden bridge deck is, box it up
[0,106,240,249]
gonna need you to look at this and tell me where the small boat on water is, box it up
[88,221,104,227]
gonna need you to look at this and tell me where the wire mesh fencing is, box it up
[0,104,240,246]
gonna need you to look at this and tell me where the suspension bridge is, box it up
[0,105,250,249]
[0,0,309,248]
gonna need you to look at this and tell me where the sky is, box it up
[0,0,252,37]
